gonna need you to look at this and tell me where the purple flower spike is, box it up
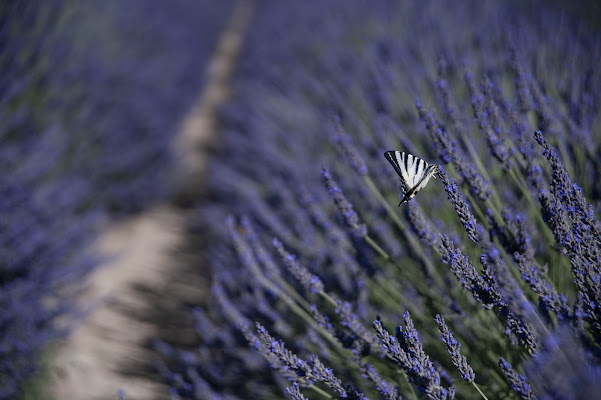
[435,315,475,383]
[253,324,366,399]
[406,202,440,247]
[510,48,534,114]
[254,322,312,381]
[487,209,570,319]
[374,316,455,400]
[535,130,601,340]
[273,238,325,294]
[332,117,369,176]
[438,168,481,243]
[286,382,309,400]
[431,82,493,201]
[362,363,401,400]
[416,100,455,165]
[465,69,513,171]
[309,355,349,398]
[322,166,368,238]
[439,235,495,308]
[498,358,537,400]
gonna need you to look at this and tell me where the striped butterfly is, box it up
[384,151,439,206]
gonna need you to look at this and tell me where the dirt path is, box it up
[49,2,255,399]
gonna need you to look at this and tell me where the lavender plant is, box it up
[157,0,601,399]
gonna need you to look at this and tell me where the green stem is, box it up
[401,371,419,400]
[248,260,344,351]
[507,167,555,245]
[464,191,489,231]
[459,131,505,211]
[363,176,444,288]
[472,381,489,400]
[364,232,447,313]
[483,198,504,226]
[308,384,334,399]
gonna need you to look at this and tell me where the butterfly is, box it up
[384,151,439,206]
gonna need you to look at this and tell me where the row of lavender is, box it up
[0,1,233,398]
[156,0,601,399]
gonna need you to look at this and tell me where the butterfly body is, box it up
[384,151,439,206]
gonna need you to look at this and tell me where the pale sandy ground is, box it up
[48,2,255,399]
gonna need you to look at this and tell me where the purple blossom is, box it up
[332,117,369,176]
[254,323,366,399]
[373,314,455,400]
[273,238,325,294]
[535,131,601,241]
[439,234,497,309]
[434,78,463,136]
[438,168,481,243]
[464,69,513,171]
[434,315,475,383]
[254,323,312,381]
[535,131,601,340]
[529,78,564,139]
[335,301,378,352]
[510,48,534,114]
[227,216,263,276]
[322,166,368,238]
[286,382,309,400]
[487,209,570,319]
[241,217,283,279]
[431,79,493,201]
[311,300,376,357]
[439,235,538,351]
[309,355,350,398]
[524,326,601,400]
[361,363,401,400]
[406,202,440,247]
[416,100,454,165]
[480,251,539,352]
[499,358,537,400]
[310,304,336,334]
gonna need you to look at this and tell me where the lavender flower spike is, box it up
[332,117,368,176]
[309,355,349,398]
[362,363,401,400]
[374,315,455,400]
[286,382,309,400]
[273,238,325,294]
[322,166,368,238]
[435,315,475,383]
[254,322,312,381]
[498,358,537,400]
[438,168,481,243]
[406,202,439,247]
[439,234,498,309]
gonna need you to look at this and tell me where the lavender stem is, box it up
[472,381,490,400]
[363,175,445,287]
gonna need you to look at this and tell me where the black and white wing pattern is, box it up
[384,151,439,206]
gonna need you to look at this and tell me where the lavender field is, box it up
[3,0,601,399]
[1,0,233,398]
[156,1,601,399]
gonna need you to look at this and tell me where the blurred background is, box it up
[1,1,236,398]
[2,1,601,399]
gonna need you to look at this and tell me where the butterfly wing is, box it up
[384,151,408,183]
[407,164,438,198]
[384,151,437,205]
[409,154,427,187]
[384,151,411,200]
